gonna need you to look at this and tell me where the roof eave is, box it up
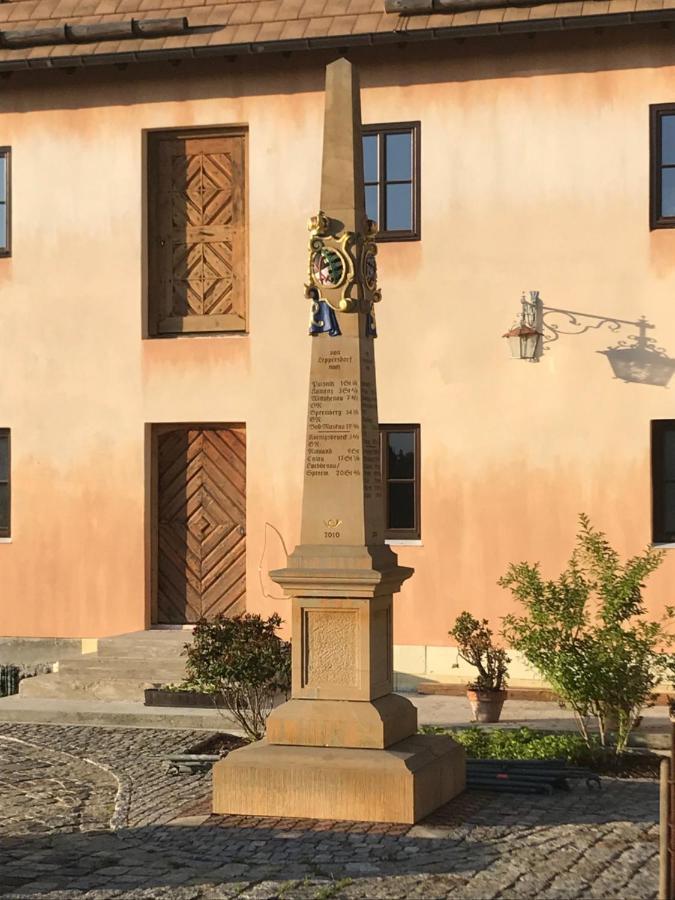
[2,8,674,74]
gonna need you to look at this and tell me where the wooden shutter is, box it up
[149,131,247,334]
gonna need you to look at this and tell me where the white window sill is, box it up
[652,542,675,549]
[0,538,12,544]
[385,539,423,547]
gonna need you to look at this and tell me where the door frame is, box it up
[147,422,246,627]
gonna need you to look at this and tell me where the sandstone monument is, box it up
[212,58,465,824]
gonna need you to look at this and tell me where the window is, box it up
[651,420,675,542]
[0,148,10,256]
[147,128,247,336]
[650,106,675,228]
[363,123,420,241]
[380,424,420,540]
[0,430,10,538]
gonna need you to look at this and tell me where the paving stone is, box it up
[0,723,662,899]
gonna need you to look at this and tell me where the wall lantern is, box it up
[503,291,543,361]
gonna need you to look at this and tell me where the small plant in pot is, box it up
[449,612,510,723]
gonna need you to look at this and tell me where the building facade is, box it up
[1,0,675,686]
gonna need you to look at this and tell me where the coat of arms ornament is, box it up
[306,209,381,337]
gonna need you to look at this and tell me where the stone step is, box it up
[19,673,171,702]
[0,695,240,731]
[57,658,187,680]
[97,630,194,659]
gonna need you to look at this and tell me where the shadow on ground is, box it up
[0,819,495,896]
[0,781,658,897]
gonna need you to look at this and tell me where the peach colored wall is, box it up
[1,33,675,642]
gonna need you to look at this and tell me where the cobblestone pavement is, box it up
[0,724,660,899]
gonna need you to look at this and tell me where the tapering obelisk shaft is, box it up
[299,58,385,552]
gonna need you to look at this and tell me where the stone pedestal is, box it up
[212,735,465,825]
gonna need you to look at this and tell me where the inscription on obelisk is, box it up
[302,339,383,547]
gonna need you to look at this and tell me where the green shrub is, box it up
[500,514,672,752]
[449,612,509,691]
[422,725,601,767]
[183,612,291,741]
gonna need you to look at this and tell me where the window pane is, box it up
[664,482,675,538]
[385,182,412,231]
[662,168,675,217]
[0,204,6,250]
[0,436,8,481]
[363,134,378,183]
[0,483,8,532]
[388,482,415,530]
[388,431,415,479]
[664,430,675,481]
[386,132,412,182]
[663,116,675,166]
[0,155,6,204]
[365,184,379,224]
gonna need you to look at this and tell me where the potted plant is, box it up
[449,612,509,723]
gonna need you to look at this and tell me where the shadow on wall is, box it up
[542,307,675,388]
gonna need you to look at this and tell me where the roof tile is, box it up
[205,5,231,23]
[251,0,282,23]
[299,0,327,19]
[227,2,257,25]
[529,3,560,17]
[375,11,396,29]
[346,0,376,12]
[256,18,285,38]
[476,6,506,21]
[332,13,359,32]
[581,0,610,11]
[635,0,665,8]
[448,9,480,25]
[277,0,305,18]
[553,1,583,14]
[603,0,637,10]
[7,2,41,22]
[502,6,533,18]
[351,11,382,30]
[280,17,308,36]
[230,21,263,42]
[304,14,334,36]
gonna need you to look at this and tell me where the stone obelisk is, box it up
[212,58,465,824]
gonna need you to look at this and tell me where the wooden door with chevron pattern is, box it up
[156,426,246,624]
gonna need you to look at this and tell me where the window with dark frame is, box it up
[363,123,420,241]
[0,429,10,538]
[0,148,10,256]
[380,424,420,540]
[650,106,675,228]
[651,420,675,543]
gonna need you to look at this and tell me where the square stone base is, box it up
[266,694,418,749]
[212,733,466,824]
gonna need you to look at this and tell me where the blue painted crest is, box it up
[309,293,341,337]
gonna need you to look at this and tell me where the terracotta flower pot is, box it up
[466,688,508,723]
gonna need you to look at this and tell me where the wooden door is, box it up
[156,426,246,624]
[149,130,247,335]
